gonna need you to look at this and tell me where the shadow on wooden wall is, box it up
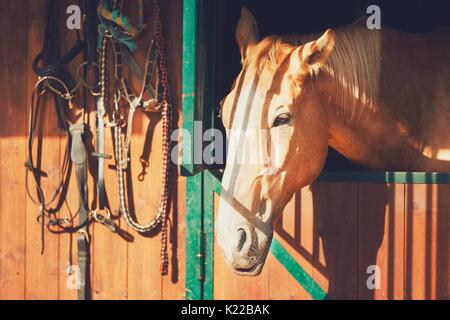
[275,182,449,299]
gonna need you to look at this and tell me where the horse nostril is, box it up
[236,228,247,252]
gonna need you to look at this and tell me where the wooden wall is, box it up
[214,182,450,300]
[0,0,185,300]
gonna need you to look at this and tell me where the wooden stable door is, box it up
[207,179,449,300]
[180,0,450,300]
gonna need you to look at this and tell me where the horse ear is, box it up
[289,29,336,79]
[236,7,260,62]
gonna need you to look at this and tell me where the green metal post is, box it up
[181,0,198,176]
[202,171,221,300]
[183,0,218,300]
[183,0,204,300]
[186,172,204,300]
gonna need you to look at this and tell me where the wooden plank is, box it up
[270,189,316,299]
[358,183,405,299]
[25,0,62,300]
[311,182,359,299]
[436,186,450,299]
[0,0,28,300]
[213,193,269,300]
[57,157,79,300]
[162,175,186,300]
[405,184,450,299]
[161,0,186,300]
[405,184,428,299]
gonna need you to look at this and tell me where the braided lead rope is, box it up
[114,92,164,233]
[113,0,171,275]
[98,33,108,119]
[153,0,171,276]
[118,43,158,170]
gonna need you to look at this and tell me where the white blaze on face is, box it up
[222,67,297,202]
[217,69,271,267]
[215,197,239,265]
[217,45,299,271]
[222,69,266,190]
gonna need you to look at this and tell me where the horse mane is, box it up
[247,22,382,123]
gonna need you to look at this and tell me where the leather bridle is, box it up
[26,0,173,299]
[98,0,172,275]
[26,0,112,300]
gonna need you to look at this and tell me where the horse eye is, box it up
[272,113,291,127]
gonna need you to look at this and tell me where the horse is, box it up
[216,7,450,275]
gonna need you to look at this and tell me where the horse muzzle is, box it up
[216,207,273,276]
[229,226,272,276]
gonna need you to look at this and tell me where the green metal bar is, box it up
[183,0,204,300]
[270,239,328,300]
[186,172,203,300]
[183,0,219,300]
[183,0,217,300]
[181,0,198,176]
[196,230,206,281]
[317,171,450,184]
[204,169,222,194]
[202,172,217,300]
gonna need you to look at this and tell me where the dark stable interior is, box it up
[214,0,450,171]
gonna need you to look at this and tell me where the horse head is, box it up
[216,8,336,275]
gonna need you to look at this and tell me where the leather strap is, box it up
[32,42,85,78]
[120,45,158,100]
[94,99,110,209]
[26,86,71,254]
[118,41,159,170]
[95,33,111,211]
[68,123,90,300]
[29,0,84,251]
[33,0,84,131]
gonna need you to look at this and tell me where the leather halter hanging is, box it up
[27,0,117,300]
[28,0,85,250]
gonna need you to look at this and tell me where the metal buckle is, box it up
[90,208,117,233]
[138,158,149,181]
[48,217,71,227]
[76,61,101,96]
[77,229,90,243]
